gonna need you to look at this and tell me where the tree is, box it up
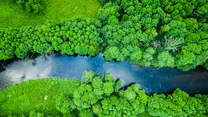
[147,93,185,117]
[166,20,188,38]
[185,33,200,43]
[168,88,206,116]
[61,42,73,55]
[119,84,148,114]
[195,94,208,115]
[56,94,74,115]
[15,0,43,14]
[79,109,93,117]
[103,73,115,96]
[162,36,184,53]
[103,46,122,61]
[97,2,120,25]
[94,83,148,117]
[81,70,96,83]
[176,50,196,67]
[195,4,208,22]
[142,47,156,66]
[182,43,202,54]
[73,84,97,110]
[114,80,122,92]
[156,51,175,67]
[15,43,30,59]
[92,77,104,99]
[183,18,198,32]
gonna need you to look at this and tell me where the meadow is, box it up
[0,78,80,116]
[0,71,207,116]
[0,0,101,28]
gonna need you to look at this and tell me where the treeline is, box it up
[0,17,102,60]
[1,71,208,116]
[99,0,208,71]
[0,0,208,71]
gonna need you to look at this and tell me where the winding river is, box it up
[0,54,208,94]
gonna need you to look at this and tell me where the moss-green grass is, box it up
[0,78,80,116]
[0,0,101,28]
[0,78,154,116]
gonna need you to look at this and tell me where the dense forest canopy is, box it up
[0,71,208,116]
[0,0,207,71]
[0,0,208,116]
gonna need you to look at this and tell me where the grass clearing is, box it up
[0,0,101,28]
[0,78,80,116]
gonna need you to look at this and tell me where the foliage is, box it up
[0,71,208,117]
[1,0,208,71]
[98,0,208,71]
[13,0,43,14]
[0,78,80,116]
[147,94,184,117]
[1,0,208,116]
[99,0,117,6]
[155,51,175,67]
[147,89,207,117]
[0,17,102,60]
[81,70,96,83]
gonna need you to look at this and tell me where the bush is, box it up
[14,0,43,14]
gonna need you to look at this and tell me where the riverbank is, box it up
[0,0,208,116]
[0,71,207,116]
[1,54,208,94]
[0,0,208,71]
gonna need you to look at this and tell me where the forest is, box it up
[0,70,208,116]
[0,0,207,71]
[0,0,208,116]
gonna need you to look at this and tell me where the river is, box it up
[0,54,208,94]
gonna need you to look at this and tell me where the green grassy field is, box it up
[0,78,153,117]
[0,0,101,28]
[0,78,80,116]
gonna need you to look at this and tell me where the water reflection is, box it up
[0,54,208,94]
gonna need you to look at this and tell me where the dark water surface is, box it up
[0,54,208,94]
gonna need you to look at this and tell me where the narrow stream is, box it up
[0,54,208,94]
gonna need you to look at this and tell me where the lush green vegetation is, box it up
[0,71,207,116]
[0,0,207,71]
[0,78,80,116]
[99,0,208,71]
[0,0,208,116]
[0,0,101,27]
[13,0,43,14]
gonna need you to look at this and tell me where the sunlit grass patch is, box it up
[0,78,80,116]
[0,0,101,28]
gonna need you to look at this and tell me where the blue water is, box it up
[0,54,208,94]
